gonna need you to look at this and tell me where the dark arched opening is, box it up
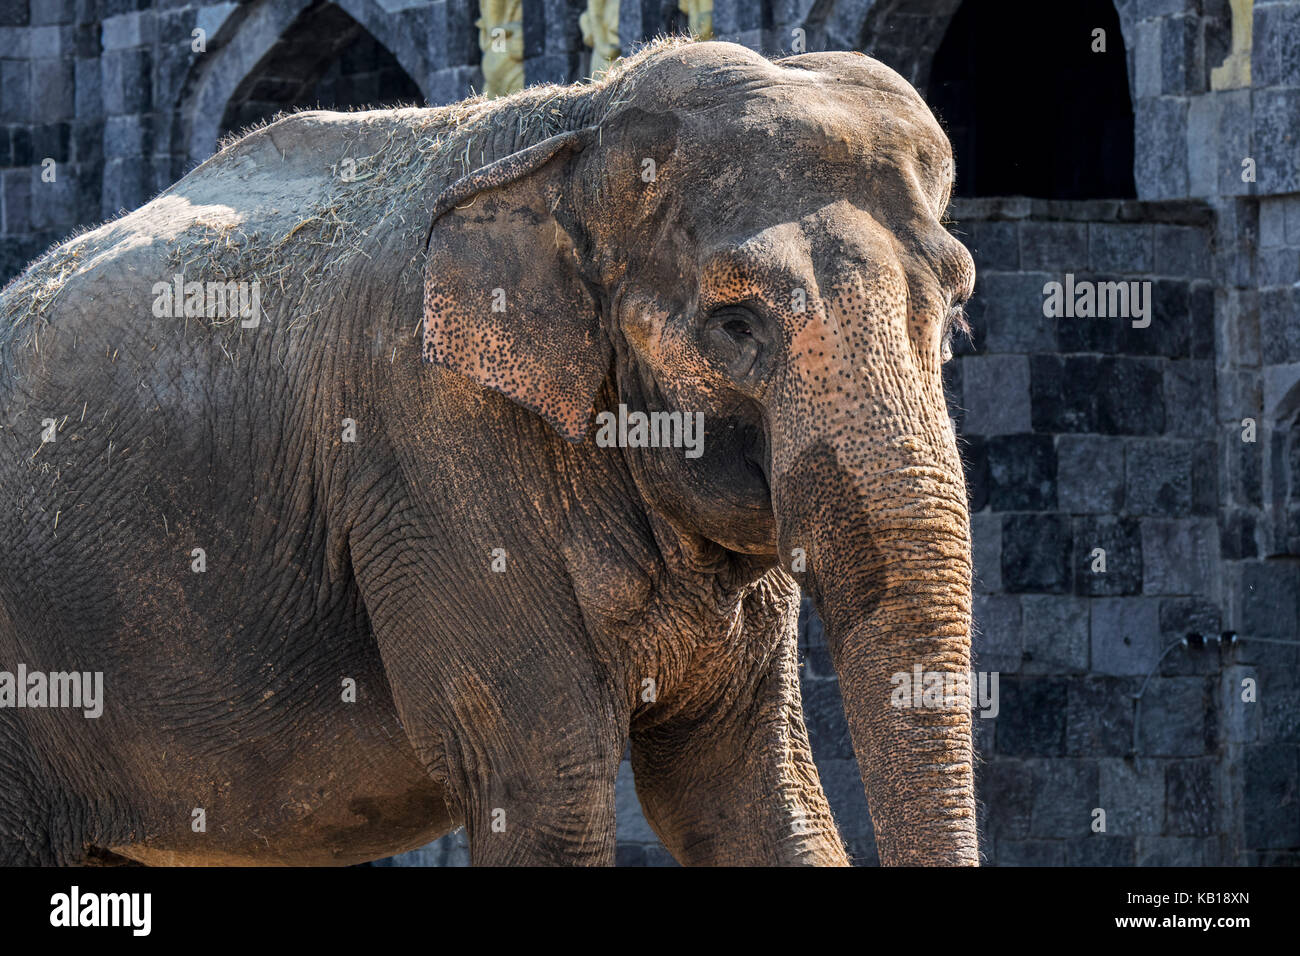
[927,0,1136,199]
[219,0,422,139]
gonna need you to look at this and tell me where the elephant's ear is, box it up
[422,130,607,442]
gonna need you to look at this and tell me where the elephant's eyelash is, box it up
[944,303,970,339]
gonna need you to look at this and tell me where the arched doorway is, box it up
[926,0,1136,199]
[218,0,422,140]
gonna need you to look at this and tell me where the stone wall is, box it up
[0,0,1296,866]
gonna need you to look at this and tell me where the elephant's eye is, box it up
[723,317,754,339]
[702,306,768,383]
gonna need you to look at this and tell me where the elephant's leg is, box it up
[353,538,627,865]
[375,640,625,864]
[452,720,624,866]
[631,613,848,866]
[0,721,81,866]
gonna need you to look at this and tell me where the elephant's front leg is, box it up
[360,564,627,865]
[451,697,625,866]
[630,621,849,866]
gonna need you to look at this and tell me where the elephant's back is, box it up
[0,106,450,361]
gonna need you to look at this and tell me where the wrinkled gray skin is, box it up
[0,40,976,865]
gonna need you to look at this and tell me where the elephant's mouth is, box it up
[743,440,771,501]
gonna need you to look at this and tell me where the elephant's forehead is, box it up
[702,81,947,161]
[675,87,952,213]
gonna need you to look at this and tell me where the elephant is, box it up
[0,38,977,866]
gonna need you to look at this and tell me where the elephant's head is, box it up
[423,40,977,865]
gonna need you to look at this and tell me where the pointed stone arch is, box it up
[177,0,442,172]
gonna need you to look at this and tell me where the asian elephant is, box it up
[0,39,976,866]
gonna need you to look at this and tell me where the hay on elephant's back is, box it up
[168,96,566,301]
[166,34,692,296]
[0,227,110,349]
[2,35,690,345]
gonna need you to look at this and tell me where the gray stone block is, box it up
[1240,560,1300,641]
[30,0,74,26]
[1135,96,1189,199]
[1020,221,1088,272]
[1259,671,1300,745]
[101,48,152,115]
[987,434,1056,511]
[961,354,1032,435]
[1137,677,1210,756]
[962,219,1019,272]
[1135,19,1162,100]
[1253,1,1300,88]
[1002,514,1072,594]
[1216,88,1254,197]
[1186,94,1217,198]
[1284,195,1300,246]
[1067,677,1139,757]
[1165,759,1217,836]
[1243,744,1300,849]
[1030,759,1099,838]
[1089,222,1153,273]
[1098,358,1168,435]
[1260,286,1300,363]
[1099,756,1164,835]
[74,57,100,119]
[972,511,1001,593]
[1073,516,1143,596]
[1220,666,1260,744]
[1067,836,1136,865]
[27,24,60,58]
[1125,441,1195,517]
[27,172,77,232]
[614,844,645,866]
[1253,88,1300,195]
[977,758,1040,840]
[797,599,834,679]
[1162,360,1215,437]
[1,169,31,235]
[975,271,1058,353]
[1136,836,1209,866]
[100,155,150,216]
[102,11,153,51]
[1021,595,1090,674]
[1154,224,1210,277]
[1057,435,1125,514]
[995,839,1065,866]
[1259,247,1300,287]
[0,58,31,123]
[1140,518,1218,595]
[1259,196,1288,249]
[973,593,1022,673]
[104,113,149,159]
[996,678,1067,756]
[639,845,679,866]
[1091,597,1161,676]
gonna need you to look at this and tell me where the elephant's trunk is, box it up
[775,445,977,866]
